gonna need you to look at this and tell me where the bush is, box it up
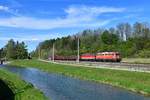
[134,49,150,58]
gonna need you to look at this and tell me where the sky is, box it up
[0,0,150,52]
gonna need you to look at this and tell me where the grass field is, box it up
[122,58,150,64]
[9,59,150,96]
[0,69,47,100]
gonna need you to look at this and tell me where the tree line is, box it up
[32,22,150,59]
[0,39,28,60]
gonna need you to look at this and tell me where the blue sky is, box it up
[0,0,150,51]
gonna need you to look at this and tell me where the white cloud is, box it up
[0,33,62,42]
[0,5,9,11]
[0,37,38,41]
[0,17,111,29]
[65,6,125,18]
[0,5,18,16]
[0,6,125,30]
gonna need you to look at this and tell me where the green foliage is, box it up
[2,39,28,60]
[101,30,119,45]
[0,48,6,59]
[15,41,28,59]
[135,49,150,58]
[6,39,16,59]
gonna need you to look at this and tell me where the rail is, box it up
[51,60,150,73]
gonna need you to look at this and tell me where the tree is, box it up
[5,39,16,59]
[101,30,119,45]
[15,41,28,59]
[142,23,150,39]
[117,23,132,41]
[0,48,5,59]
[133,22,144,37]
[109,27,116,34]
[4,39,28,60]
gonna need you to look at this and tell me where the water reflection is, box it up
[1,65,150,100]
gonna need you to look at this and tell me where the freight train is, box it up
[49,52,121,62]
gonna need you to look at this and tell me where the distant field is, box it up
[9,59,150,96]
[0,69,47,100]
[122,58,150,64]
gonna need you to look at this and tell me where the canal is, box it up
[0,65,150,100]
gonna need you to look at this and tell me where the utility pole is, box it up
[38,46,41,60]
[77,37,80,63]
[52,43,55,62]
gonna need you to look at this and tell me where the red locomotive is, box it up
[95,52,121,62]
[80,52,121,62]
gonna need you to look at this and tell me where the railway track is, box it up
[54,60,150,72]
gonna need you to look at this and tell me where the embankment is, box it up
[0,79,14,100]
[0,69,47,100]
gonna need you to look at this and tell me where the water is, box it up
[0,65,150,100]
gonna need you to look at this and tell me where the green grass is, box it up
[122,58,150,64]
[0,69,47,100]
[9,59,150,96]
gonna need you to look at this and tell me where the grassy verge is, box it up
[122,58,150,64]
[0,69,47,100]
[9,59,150,96]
